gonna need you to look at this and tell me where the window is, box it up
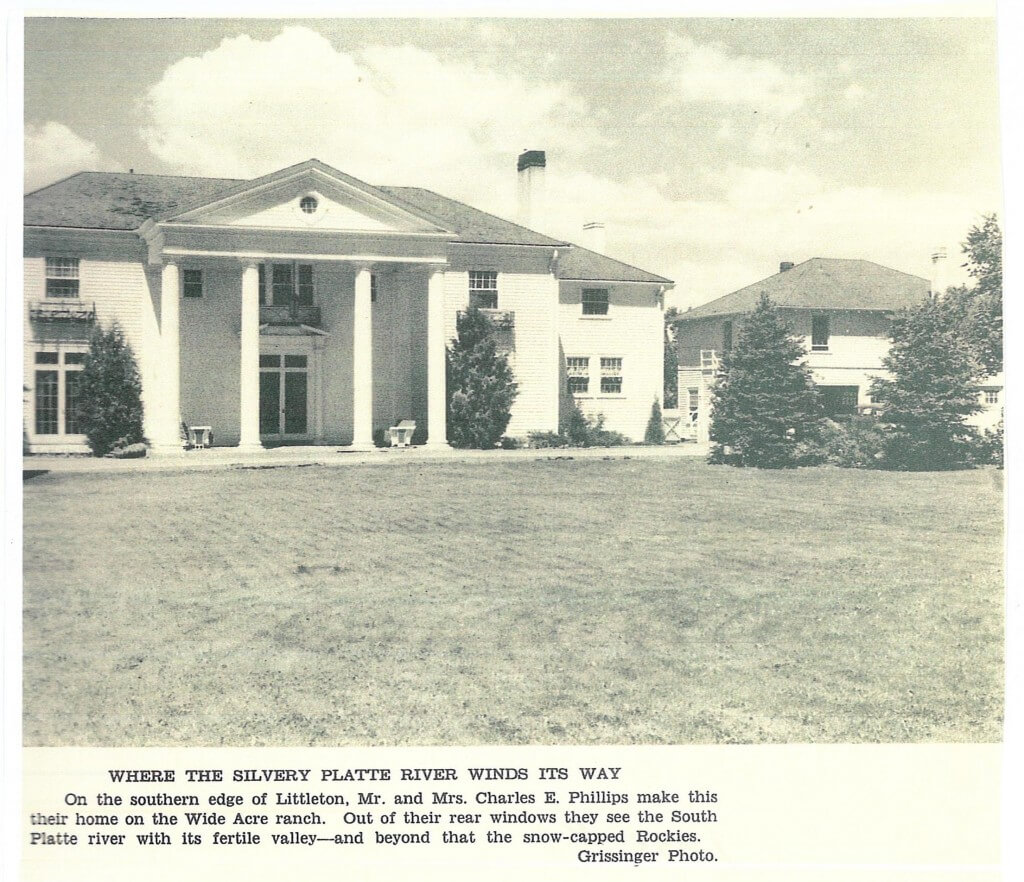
[722,320,733,352]
[812,315,830,351]
[33,349,85,436]
[984,390,1000,405]
[272,264,293,307]
[469,270,498,309]
[582,288,609,316]
[64,371,82,434]
[299,196,318,214]
[183,269,203,298]
[687,387,700,419]
[370,274,378,303]
[296,265,314,306]
[600,357,623,394]
[45,257,80,298]
[260,262,314,307]
[566,357,589,394]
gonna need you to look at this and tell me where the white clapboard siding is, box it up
[558,282,663,441]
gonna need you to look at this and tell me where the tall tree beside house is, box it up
[663,306,679,409]
[708,293,823,469]
[75,321,145,456]
[941,213,1002,376]
[446,307,518,448]
[869,298,981,471]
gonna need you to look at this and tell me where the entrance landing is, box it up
[23,442,708,476]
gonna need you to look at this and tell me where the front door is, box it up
[259,354,309,442]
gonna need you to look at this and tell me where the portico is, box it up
[138,160,455,452]
[148,253,450,452]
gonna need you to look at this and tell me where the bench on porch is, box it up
[388,420,416,448]
[183,424,214,449]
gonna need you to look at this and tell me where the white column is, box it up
[239,261,263,450]
[425,266,449,448]
[350,264,374,449]
[154,260,182,452]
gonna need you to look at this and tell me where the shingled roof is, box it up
[674,258,929,321]
[25,168,670,284]
[24,172,243,230]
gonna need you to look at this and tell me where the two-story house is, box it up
[24,156,671,454]
[671,258,931,441]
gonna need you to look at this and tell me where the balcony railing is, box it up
[29,299,96,323]
[459,308,516,330]
[259,305,322,327]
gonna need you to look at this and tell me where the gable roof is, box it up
[25,162,671,285]
[673,258,929,321]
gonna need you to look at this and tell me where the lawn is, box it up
[23,457,1003,746]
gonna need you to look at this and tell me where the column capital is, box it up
[161,257,179,269]
[351,261,376,274]
[238,258,260,270]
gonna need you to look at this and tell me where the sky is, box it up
[23,15,1002,309]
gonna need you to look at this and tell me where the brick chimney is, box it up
[779,261,795,273]
[516,150,546,229]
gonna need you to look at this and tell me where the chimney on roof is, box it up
[930,247,948,299]
[582,221,606,254]
[516,150,546,230]
[779,261,795,273]
[129,168,134,174]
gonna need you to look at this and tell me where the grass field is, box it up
[23,457,1003,746]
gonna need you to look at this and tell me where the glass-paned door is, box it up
[259,353,310,440]
[259,369,280,435]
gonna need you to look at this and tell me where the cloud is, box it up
[140,26,589,197]
[843,82,868,106]
[25,122,104,192]
[134,25,993,313]
[663,33,812,117]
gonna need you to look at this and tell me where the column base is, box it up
[422,441,452,451]
[236,442,265,453]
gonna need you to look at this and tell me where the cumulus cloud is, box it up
[25,122,104,192]
[140,26,589,200]
[663,33,812,117]
[134,25,991,311]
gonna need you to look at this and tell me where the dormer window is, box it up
[299,195,319,215]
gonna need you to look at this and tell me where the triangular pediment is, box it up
[162,160,454,236]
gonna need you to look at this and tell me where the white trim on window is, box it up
[600,356,624,395]
[31,346,88,438]
[44,257,80,299]
[469,270,498,309]
[566,355,590,395]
